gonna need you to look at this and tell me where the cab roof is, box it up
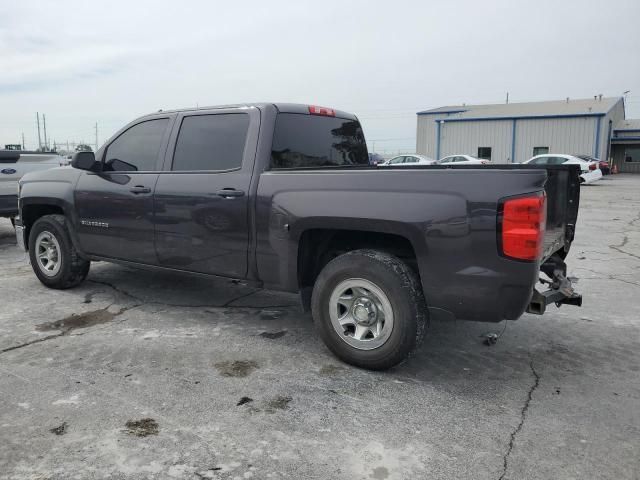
[140,102,358,121]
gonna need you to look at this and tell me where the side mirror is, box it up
[71,151,98,171]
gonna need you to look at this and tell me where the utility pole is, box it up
[94,122,98,151]
[21,132,25,150]
[36,113,42,150]
[43,114,48,151]
[506,92,509,104]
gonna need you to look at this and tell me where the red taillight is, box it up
[308,105,336,117]
[499,193,546,261]
[589,163,597,171]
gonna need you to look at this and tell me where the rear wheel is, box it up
[28,214,90,289]
[311,249,427,370]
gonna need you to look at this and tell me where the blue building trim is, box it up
[437,113,606,123]
[611,136,640,141]
[436,121,442,159]
[511,119,517,163]
[594,116,602,157]
[614,129,640,133]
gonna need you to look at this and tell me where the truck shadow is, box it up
[87,263,540,384]
[85,262,633,390]
[0,230,16,246]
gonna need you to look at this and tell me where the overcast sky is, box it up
[1,0,639,153]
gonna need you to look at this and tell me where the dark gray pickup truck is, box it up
[15,103,582,369]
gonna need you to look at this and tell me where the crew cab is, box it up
[15,103,583,369]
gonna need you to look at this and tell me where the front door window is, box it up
[104,119,169,172]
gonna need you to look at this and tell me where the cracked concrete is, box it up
[498,362,540,480]
[1,175,639,479]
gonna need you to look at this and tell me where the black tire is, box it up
[311,249,427,370]
[28,214,90,289]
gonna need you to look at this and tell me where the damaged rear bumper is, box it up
[527,254,582,315]
[527,287,582,315]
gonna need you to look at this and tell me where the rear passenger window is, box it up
[172,114,249,171]
[104,119,169,172]
[271,113,368,168]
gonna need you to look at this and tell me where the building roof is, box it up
[614,119,640,131]
[417,97,621,119]
[417,106,468,114]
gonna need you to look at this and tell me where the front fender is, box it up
[19,168,85,254]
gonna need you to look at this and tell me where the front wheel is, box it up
[311,249,427,370]
[28,214,90,289]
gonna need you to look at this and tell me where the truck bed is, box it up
[380,163,581,262]
[256,163,581,323]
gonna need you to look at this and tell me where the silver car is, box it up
[379,154,437,166]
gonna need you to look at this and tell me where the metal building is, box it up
[416,97,630,166]
[611,119,640,173]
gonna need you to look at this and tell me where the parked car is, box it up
[523,154,602,184]
[0,151,68,220]
[379,154,436,166]
[368,152,385,165]
[16,102,583,370]
[576,154,610,175]
[438,155,489,165]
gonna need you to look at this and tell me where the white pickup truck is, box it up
[0,151,68,219]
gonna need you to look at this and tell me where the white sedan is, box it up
[379,154,437,166]
[438,155,489,165]
[522,154,603,184]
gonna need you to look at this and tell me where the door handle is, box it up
[216,188,245,198]
[130,185,151,194]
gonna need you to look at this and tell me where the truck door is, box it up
[153,108,258,278]
[74,117,172,264]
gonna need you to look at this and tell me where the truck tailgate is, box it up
[539,164,581,260]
